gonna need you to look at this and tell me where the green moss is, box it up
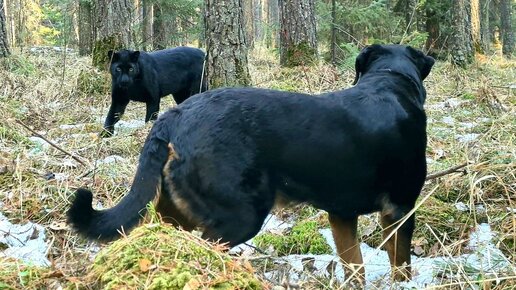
[0,55,37,76]
[254,220,332,255]
[89,216,265,290]
[92,36,122,70]
[282,41,317,67]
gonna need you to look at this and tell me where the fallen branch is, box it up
[426,162,470,180]
[15,119,88,167]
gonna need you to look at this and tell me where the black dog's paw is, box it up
[99,128,114,138]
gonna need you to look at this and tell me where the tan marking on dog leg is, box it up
[381,197,412,281]
[328,214,364,286]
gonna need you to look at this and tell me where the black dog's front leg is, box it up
[145,100,160,122]
[101,99,129,137]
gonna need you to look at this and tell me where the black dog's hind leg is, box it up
[145,100,160,122]
[173,90,191,105]
[380,199,415,281]
[328,214,365,286]
[102,99,129,137]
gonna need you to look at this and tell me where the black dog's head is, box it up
[352,44,435,85]
[108,50,142,89]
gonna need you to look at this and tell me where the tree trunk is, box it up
[254,0,263,42]
[279,0,317,67]
[92,0,134,69]
[479,0,491,52]
[266,0,280,48]
[499,0,514,57]
[141,0,153,50]
[470,0,481,52]
[153,4,166,49]
[330,0,336,65]
[243,0,255,48]
[205,0,251,88]
[78,0,93,56]
[450,0,474,67]
[0,0,9,57]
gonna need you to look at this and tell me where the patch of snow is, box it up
[455,202,469,211]
[442,116,455,125]
[96,155,125,165]
[255,216,512,289]
[0,212,50,267]
[114,120,146,133]
[456,133,480,143]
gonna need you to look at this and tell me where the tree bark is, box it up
[0,0,10,57]
[205,0,251,88]
[479,0,491,52]
[92,0,134,69]
[266,0,280,48]
[78,0,93,56]
[499,0,514,57]
[279,0,318,67]
[141,0,153,50]
[450,0,474,67]
[153,4,166,49]
[470,0,481,52]
[243,0,255,48]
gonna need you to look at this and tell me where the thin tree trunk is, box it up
[470,0,481,52]
[330,0,336,65]
[278,0,318,67]
[499,0,514,57]
[205,0,251,88]
[0,0,9,57]
[266,0,279,48]
[78,0,93,56]
[480,0,491,52]
[243,0,255,48]
[153,4,166,49]
[254,0,262,42]
[141,0,153,50]
[450,0,474,67]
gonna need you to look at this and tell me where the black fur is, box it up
[102,46,206,137]
[69,45,434,248]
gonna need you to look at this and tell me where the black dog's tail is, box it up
[67,121,171,241]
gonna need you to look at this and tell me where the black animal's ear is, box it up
[406,46,435,80]
[108,50,119,62]
[130,51,140,62]
[352,44,382,85]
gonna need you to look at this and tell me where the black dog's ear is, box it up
[352,44,382,85]
[407,46,435,80]
[130,51,140,62]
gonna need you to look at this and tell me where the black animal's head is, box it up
[108,50,141,89]
[352,44,435,85]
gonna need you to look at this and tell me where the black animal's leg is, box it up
[102,99,129,137]
[145,100,160,122]
[328,214,365,286]
[173,91,190,105]
[380,199,415,281]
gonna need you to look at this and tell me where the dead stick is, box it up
[426,162,469,180]
[15,119,88,167]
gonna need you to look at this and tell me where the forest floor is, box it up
[0,46,514,289]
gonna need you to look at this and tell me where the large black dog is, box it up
[102,47,206,137]
[69,45,434,282]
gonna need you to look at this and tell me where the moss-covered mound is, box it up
[85,223,266,290]
[254,220,332,255]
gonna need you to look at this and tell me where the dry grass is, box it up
[0,47,514,289]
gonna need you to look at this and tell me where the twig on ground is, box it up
[426,162,470,180]
[15,119,88,167]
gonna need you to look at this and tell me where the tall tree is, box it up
[266,0,280,48]
[92,0,134,69]
[479,0,491,52]
[78,0,93,56]
[141,0,153,50]
[153,4,166,49]
[470,0,481,51]
[499,0,514,57]
[450,0,473,67]
[278,0,317,67]
[205,0,251,88]
[243,0,255,48]
[0,0,9,57]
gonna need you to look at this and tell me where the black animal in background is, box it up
[102,47,206,137]
[69,44,434,283]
